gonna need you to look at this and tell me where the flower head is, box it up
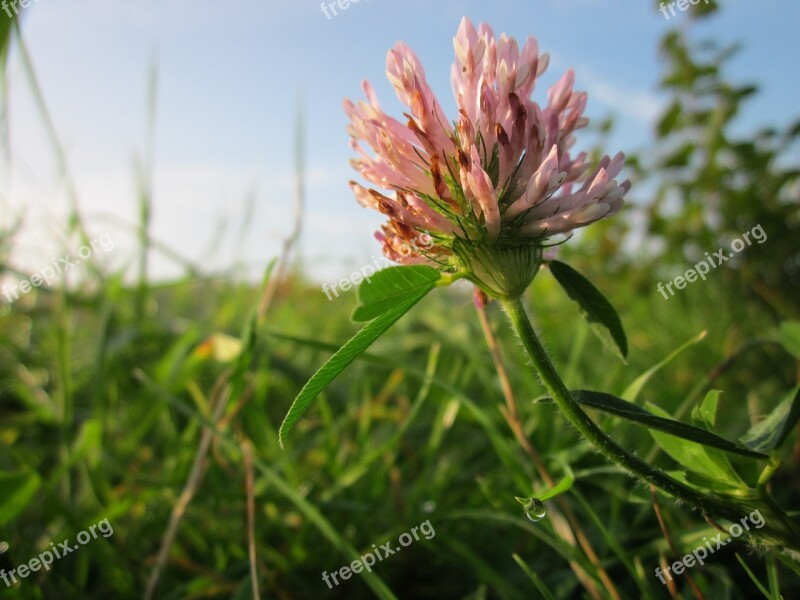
[344,17,630,298]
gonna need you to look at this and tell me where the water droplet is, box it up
[515,497,546,522]
[0,541,8,554]
[421,501,437,514]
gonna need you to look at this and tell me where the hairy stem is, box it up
[500,295,800,552]
[474,291,619,600]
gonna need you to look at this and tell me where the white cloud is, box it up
[579,69,662,124]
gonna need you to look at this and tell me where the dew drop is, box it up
[515,496,546,522]
[0,541,8,554]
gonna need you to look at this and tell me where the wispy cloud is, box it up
[578,69,662,124]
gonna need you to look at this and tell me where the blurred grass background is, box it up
[1,2,799,599]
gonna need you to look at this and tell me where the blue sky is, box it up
[2,0,798,285]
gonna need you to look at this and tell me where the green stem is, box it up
[500,296,800,551]
[757,456,781,495]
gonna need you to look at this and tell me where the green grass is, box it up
[1,8,799,598]
[0,252,798,598]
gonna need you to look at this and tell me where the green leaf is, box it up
[537,463,575,501]
[778,321,800,359]
[352,265,440,322]
[741,386,800,452]
[0,470,41,527]
[279,267,438,447]
[622,330,706,402]
[683,470,746,493]
[548,261,627,360]
[570,390,767,459]
[692,389,720,429]
[646,402,744,486]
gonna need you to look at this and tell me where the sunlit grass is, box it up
[1,8,799,600]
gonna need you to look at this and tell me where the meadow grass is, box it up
[1,12,799,600]
[1,247,797,598]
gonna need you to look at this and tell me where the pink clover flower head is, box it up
[344,17,630,297]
